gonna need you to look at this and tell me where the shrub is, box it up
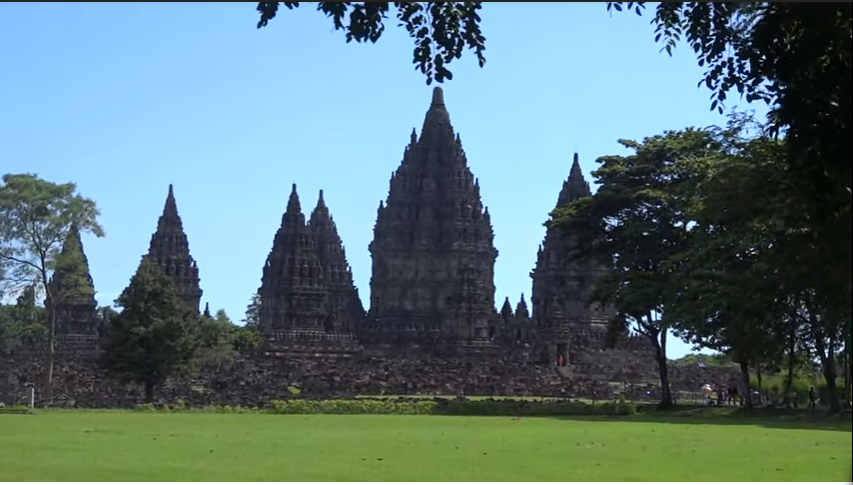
[269,399,437,415]
[267,398,638,417]
[434,398,637,417]
[0,405,33,415]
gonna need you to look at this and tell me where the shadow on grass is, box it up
[548,404,853,433]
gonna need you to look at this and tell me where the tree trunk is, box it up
[783,326,797,406]
[649,329,673,410]
[739,359,752,410]
[846,349,852,408]
[812,329,842,413]
[845,337,852,408]
[821,364,841,413]
[144,381,155,403]
[756,363,763,406]
[44,295,57,406]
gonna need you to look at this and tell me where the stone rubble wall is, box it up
[0,348,740,408]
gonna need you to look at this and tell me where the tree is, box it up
[198,309,262,369]
[243,292,261,330]
[0,173,103,401]
[0,286,47,351]
[255,2,486,85]
[664,116,793,409]
[101,258,198,403]
[197,309,239,370]
[551,128,713,409]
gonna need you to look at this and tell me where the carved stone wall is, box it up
[366,87,498,349]
[143,184,203,313]
[0,347,740,408]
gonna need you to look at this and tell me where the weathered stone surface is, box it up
[366,87,498,349]
[529,153,653,365]
[1,90,672,406]
[143,184,203,313]
[308,190,365,336]
[50,225,99,343]
[0,348,738,408]
[258,185,360,353]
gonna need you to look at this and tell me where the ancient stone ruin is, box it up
[1,88,677,406]
[144,184,203,314]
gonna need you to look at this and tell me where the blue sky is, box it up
[0,3,767,358]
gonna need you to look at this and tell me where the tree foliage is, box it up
[551,128,718,409]
[0,286,47,351]
[256,2,486,84]
[554,110,850,412]
[243,292,261,330]
[101,258,198,402]
[197,309,262,368]
[0,173,104,398]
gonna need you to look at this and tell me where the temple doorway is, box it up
[556,343,568,366]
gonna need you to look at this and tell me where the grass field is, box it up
[1,411,850,481]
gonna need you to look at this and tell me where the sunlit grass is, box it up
[0,412,849,481]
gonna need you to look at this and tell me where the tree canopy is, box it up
[101,258,199,402]
[0,173,104,398]
[553,112,850,411]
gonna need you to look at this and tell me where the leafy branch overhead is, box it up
[256,2,486,84]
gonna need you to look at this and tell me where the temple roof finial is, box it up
[432,86,444,106]
[286,183,302,215]
[570,153,583,178]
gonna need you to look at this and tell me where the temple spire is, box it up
[556,153,592,206]
[287,183,302,215]
[515,293,530,319]
[431,86,445,106]
[317,189,326,210]
[145,184,202,313]
[569,153,583,180]
[419,86,454,147]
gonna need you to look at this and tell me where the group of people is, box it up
[701,383,819,408]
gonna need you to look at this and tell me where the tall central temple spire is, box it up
[144,184,202,314]
[367,87,498,348]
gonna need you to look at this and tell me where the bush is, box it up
[269,399,437,415]
[267,398,638,417]
[128,398,639,417]
[0,405,33,415]
[433,398,637,417]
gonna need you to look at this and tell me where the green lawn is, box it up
[1,412,850,481]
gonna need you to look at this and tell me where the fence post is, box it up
[29,386,35,409]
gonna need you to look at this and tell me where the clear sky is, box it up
[0,2,767,358]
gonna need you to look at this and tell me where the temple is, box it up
[256,185,360,354]
[365,87,498,352]
[530,153,624,365]
[46,87,654,377]
[143,184,203,313]
[49,224,100,345]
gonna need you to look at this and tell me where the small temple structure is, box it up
[256,185,360,355]
[143,184,203,314]
[49,224,100,346]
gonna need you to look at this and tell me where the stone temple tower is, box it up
[307,189,366,335]
[367,87,498,349]
[258,184,326,340]
[531,154,611,364]
[144,184,203,314]
[258,185,360,352]
[49,224,99,340]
